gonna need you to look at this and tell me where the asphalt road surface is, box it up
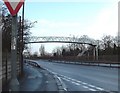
[36,60,119,92]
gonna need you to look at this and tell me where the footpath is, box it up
[3,62,67,92]
[19,63,58,92]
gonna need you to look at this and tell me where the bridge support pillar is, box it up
[93,46,96,60]
[95,46,98,60]
[93,45,98,61]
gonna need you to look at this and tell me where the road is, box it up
[35,60,118,92]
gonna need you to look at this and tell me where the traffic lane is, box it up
[38,60,118,82]
[61,76,105,91]
[51,61,118,78]
[62,77,91,91]
[58,73,116,92]
[37,60,118,91]
[38,60,118,78]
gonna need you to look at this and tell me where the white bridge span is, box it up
[26,36,98,60]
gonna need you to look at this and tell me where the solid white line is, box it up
[43,68,106,91]
[56,76,68,91]
[62,78,70,82]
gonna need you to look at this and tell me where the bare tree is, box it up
[52,47,62,56]
[102,35,114,49]
[39,44,45,56]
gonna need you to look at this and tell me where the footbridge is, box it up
[25,36,98,60]
[26,36,97,45]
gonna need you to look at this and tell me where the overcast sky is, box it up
[18,0,118,54]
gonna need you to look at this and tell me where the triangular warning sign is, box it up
[3,0,24,16]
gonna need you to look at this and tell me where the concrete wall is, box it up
[2,53,21,91]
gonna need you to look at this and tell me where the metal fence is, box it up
[37,55,118,63]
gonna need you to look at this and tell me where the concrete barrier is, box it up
[49,60,120,68]
[25,60,41,68]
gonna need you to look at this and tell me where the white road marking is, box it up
[42,67,106,91]
[55,75,68,91]
[88,84,96,88]
[89,88,97,91]
[59,74,105,91]
[63,78,70,82]
[61,76,99,91]
[75,83,81,85]
[76,80,82,83]
[83,86,89,89]
[82,82,87,85]
[62,77,82,86]
[71,82,80,85]
[87,84,104,90]
[95,87,104,91]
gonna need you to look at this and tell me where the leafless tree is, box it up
[52,46,62,56]
[102,35,114,49]
[39,44,45,56]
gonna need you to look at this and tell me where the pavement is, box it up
[2,62,63,92]
[19,63,59,92]
[2,60,67,92]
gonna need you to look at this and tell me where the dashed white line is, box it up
[83,86,89,89]
[62,76,101,91]
[82,82,88,85]
[89,88,97,91]
[76,80,82,83]
[88,84,96,88]
[43,67,106,92]
[71,82,80,85]
[59,75,105,91]
[95,87,104,91]
[75,83,81,86]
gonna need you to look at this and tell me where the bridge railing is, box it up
[26,36,98,46]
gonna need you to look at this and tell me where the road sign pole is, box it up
[9,14,19,91]
[21,2,25,75]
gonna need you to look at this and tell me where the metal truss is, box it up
[26,36,98,46]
